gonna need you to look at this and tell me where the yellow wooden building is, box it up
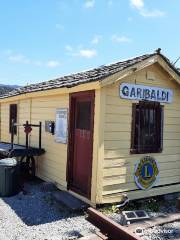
[0,51,180,206]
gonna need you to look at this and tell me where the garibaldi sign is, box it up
[120,83,173,103]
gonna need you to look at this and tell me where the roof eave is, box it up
[100,54,180,87]
[0,81,101,103]
[156,54,180,84]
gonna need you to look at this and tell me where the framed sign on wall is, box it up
[120,83,173,103]
[55,108,68,144]
[134,156,160,190]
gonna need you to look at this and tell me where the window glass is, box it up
[131,101,163,154]
[76,101,91,130]
[9,104,17,134]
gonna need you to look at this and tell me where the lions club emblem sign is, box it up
[134,156,159,190]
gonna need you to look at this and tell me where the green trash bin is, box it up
[0,158,20,197]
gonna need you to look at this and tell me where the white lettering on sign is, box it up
[120,83,173,103]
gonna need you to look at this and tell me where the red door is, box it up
[68,91,94,198]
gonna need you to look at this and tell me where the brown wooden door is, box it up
[68,91,95,198]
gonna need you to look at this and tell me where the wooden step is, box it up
[52,190,89,211]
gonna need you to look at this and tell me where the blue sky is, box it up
[0,0,179,85]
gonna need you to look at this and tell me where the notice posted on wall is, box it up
[55,108,68,144]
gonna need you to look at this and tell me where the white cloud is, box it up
[65,44,97,58]
[140,9,165,17]
[79,49,97,58]
[65,45,73,52]
[111,35,132,43]
[84,0,95,8]
[130,0,144,9]
[5,50,61,68]
[91,35,102,45]
[4,49,13,55]
[107,0,113,6]
[130,0,165,18]
[8,54,30,64]
[46,60,61,68]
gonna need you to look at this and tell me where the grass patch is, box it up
[99,194,177,214]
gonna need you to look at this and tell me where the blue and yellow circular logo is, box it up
[134,156,159,190]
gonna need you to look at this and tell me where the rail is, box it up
[86,208,141,240]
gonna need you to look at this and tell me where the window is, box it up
[131,101,163,154]
[76,101,91,130]
[9,104,17,135]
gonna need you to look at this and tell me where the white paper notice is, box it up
[55,108,68,143]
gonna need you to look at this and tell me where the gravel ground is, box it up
[1,180,179,240]
[0,180,96,240]
[141,221,180,240]
[139,194,180,240]
[108,216,180,240]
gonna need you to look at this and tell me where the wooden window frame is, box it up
[131,101,163,154]
[9,104,17,135]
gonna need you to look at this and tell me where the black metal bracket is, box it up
[10,121,42,150]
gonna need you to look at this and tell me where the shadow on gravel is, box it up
[2,179,83,226]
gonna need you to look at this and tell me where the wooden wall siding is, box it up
[30,95,69,188]
[0,102,19,143]
[18,99,31,145]
[103,63,180,201]
[0,95,69,190]
[91,88,105,204]
[102,183,180,203]
[0,90,101,205]
[0,103,9,142]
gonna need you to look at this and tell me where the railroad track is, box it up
[86,207,141,240]
[84,197,180,240]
